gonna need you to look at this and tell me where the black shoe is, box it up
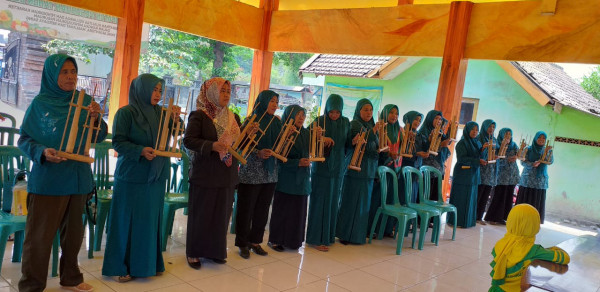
[239,246,250,259]
[209,258,227,264]
[187,257,202,270]
[339,240,350,245]
[267,242,284,252]
[250,244,268,256]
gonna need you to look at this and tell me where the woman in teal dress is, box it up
[477,119,498,224]
[18,54,106,292]
[336,98,380,245]
[367,104,401,238]
[447,121,485,228]
[102,74,179,281]
[306,94,350,252]
[268,105,311,251]
[416,110,444,202]
[398,110,423,205]
[515,131,553,224]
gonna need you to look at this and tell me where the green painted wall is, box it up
[324,59,600,223]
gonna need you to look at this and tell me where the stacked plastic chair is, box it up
[161,150,189,251]
[420,165,457,241]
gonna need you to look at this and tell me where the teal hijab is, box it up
[527,131,548,177]
[21,54,94,152]
[462,121,481,158]
[128,74,167,183]
[497,128,517,153]
[353,99,375,128]
[478,119,496,144]
[282,104,309,183]
[380,104,400,144]
[418,110,443,138]
[403,110,423,131]
[315,94,348,175]
[251,90,281,173]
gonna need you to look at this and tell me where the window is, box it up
[459,97,479,127]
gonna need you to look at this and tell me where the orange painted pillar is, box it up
[108,0,145,129]
[398,0,414,4]
[434,1,473,201]
[247,0,279,115]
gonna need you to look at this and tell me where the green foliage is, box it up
[305,103,320,127]
[271,53,312,85]
[581,66,600,101]
[228,103,244,122]
[41,39,114,64]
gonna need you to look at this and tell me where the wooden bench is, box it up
[522,235,600,291]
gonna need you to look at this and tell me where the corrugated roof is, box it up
[513,62,600,117]
[299,54,392,78]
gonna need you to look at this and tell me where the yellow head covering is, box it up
[490,204,540,285]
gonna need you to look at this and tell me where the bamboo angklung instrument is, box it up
[348,127,368,171]
[448,116,459,141]
[538,137,554,164]
[153,89,189,158]
[228,102,276,165]
[428,119,445,156]
[56,87,102,164]
[399,123,415,158]
[271,113,300,163]
[496,130,512,159]
[377,115,389,153]
[309,109,326,162]
[486,134,496,164]
[516,135,529,161]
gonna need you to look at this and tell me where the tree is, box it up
[581,66,600,100]
[271,52,312,85]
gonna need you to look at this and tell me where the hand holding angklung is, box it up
[480,159,487,166]
[171,106,182,120]
[323,137,334,147]
[258,149,272,159]
[212,141,228,153]
[299,158,310,167]
[44,148,67,163]
[88,101,101,118]
[141,147,156,161]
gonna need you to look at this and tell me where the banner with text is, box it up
[324,83,383,121]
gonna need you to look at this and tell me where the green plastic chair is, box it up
[92,141,113,252]
[0,146,59,275]
[229,190,237,234]
[401,166,442,250]
[420,166,457,241]
[0,112,16,127]
[368,166,417,255]
[161,151,189,251]
[0,127,19,146]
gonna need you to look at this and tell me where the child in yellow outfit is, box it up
[489,203,570,291]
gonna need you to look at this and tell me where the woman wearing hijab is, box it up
[306,94,350,252]
[367,104,401,238]
[268,105,310,252]
[447,121,485,228]
[485,128,520,225]
[515,131,553,224]
[102,74,179,281]
[398,111,423,205]
[489,204,569,292]
[235,90,283,259]
[18,54,107,292]
[336,98,380,245]
[416,110,446,203]
[183,78,240,269]
[477,119,499,225]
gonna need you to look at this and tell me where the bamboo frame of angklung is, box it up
[496,131,512,159]
[57,86,104,164]
[348,127,369,172]
[377,113,389,153]
[516,135,529,161]
[428,119,445,156]
[309,108,326,162]
[538,136,554,164]
[486,134,496,164]
[399,123,415,158]
[153,89,191,159]
[448,116,459,142]
[271,112,300,163]
[228,102,276,165]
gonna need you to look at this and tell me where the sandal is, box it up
[61,282,94,291]
[117,275,132,283]
[314,245,329,252]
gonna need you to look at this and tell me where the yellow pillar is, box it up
[108,0,145,129]
[247,0,279,115]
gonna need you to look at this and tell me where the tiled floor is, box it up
[0,212,594,292]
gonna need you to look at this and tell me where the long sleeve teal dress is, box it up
[306,94,350,247]
[448,121,482,228]
[336,99,379,244]
[102,74,172,278]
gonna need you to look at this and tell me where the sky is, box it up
[559,63,598,82]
